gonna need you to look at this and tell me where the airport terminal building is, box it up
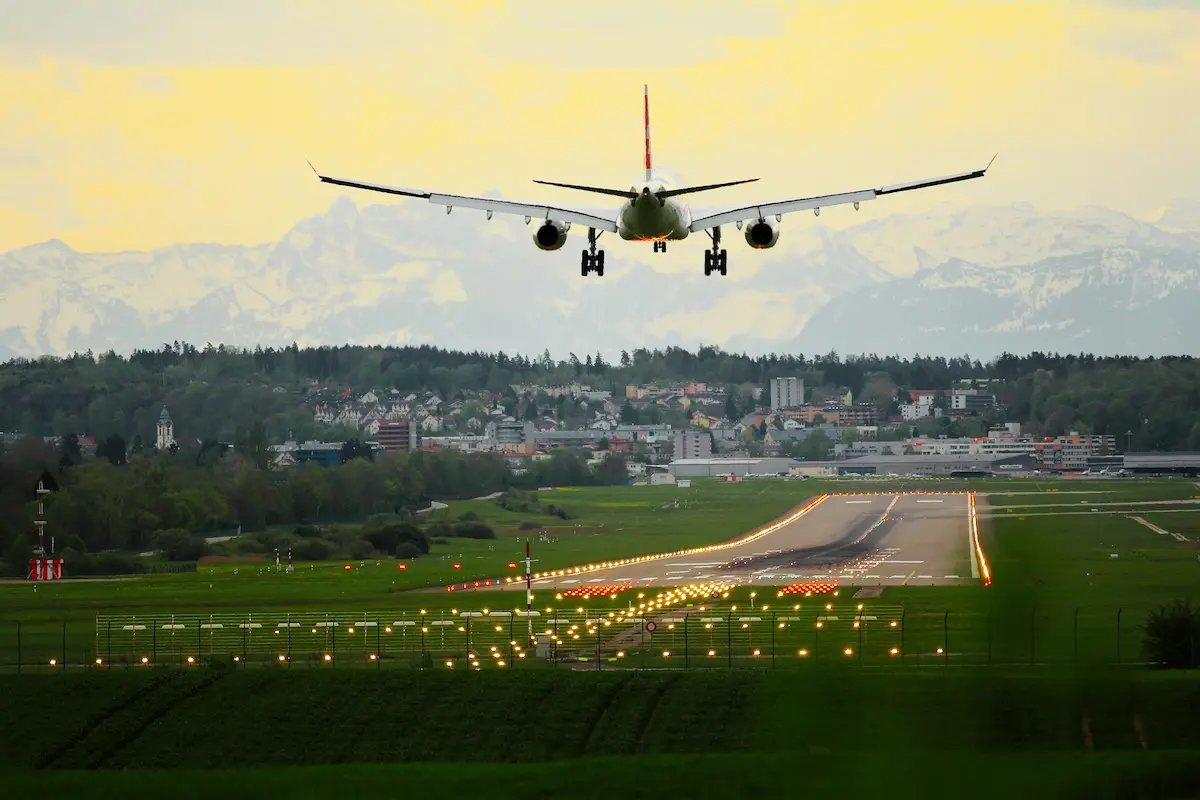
[668,453,1037,478]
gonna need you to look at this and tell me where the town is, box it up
[118,375,1185,481]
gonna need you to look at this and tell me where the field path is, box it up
[1130,516,1190,542]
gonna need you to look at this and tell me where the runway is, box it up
[512,492,976,591]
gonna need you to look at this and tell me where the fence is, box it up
[0,602,1175,672]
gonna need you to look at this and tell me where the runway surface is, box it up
[511,492,976,591]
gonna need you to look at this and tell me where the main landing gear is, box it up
[581,227,604,276]
[652,241,667,253]
[704,226,727,276]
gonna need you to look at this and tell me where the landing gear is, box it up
[581,228,605,276]
[653,241,667,253]
[704,226,727,276]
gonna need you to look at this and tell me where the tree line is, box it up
[1,343,1197,448]
[0,433,631,574]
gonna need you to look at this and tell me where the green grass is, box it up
[3,670,1199,770]
[3,478,1197,669]
[4,750,1200,798]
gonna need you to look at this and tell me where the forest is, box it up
[0,435,630,575]
[1,343,1198,450]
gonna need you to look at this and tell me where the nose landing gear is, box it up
[652,241,667,253]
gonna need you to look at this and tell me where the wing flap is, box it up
[688,160,993,232]
[311,167,618,232]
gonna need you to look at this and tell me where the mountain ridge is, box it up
[2,197,1199,361]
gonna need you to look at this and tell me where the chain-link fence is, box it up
[0,601,1174,671]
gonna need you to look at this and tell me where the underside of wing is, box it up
[310,166,619,232]
[687,159,994,232]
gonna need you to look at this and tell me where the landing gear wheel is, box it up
[703,226,727,276]
[580,228,605,276]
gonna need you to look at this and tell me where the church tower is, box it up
[156,406,175,450]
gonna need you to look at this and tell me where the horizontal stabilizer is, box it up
[656,178,759,199]
[533,180,637,199]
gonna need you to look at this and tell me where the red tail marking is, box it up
[643,84,652,179]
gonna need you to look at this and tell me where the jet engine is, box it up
[744,218,780,249]
[533,220,569,251]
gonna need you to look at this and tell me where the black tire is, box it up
[580,253,590,277]
[598,251,605,267]
[661,242,667,252]
[596,263,604,276]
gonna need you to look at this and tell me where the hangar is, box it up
[667,457,798,478]
[830,453,1038,477]
[1123,452,1200,477]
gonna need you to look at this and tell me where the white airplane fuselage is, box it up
[616,179,692,241]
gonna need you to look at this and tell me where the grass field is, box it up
[4,478,1200,796]
[1,478,1197,669]
[2,669,1199,796]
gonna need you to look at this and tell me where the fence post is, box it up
[858,612,863,666]
[900,607,906,664]
[771,612,776,669]
[1116,607,1123,665]
[108,619,112,668]
[16,622,20,674]
[376,617,381,669]
[242,615,248,667]
[1073,608,1079,662]
[595,623,601,671]
[943,610,949,666]
[1030,607,1036,667]
[684,614,689,669]
[726,610,732,670]
[62,621,67,672]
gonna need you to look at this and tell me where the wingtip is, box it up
[985,152,998,172]
[306,160,320,178]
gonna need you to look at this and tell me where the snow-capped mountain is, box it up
[788,247,1200,357]
[1,196,1198,361]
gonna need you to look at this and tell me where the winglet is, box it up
[306,160,320,178]
[984,153,998,172]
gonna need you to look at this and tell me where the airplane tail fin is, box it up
[644,84,652,182]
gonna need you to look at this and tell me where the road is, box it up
[508,492,975,591]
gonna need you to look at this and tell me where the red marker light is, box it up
[508,562,517,569]
[397,563,407,570]
[344,565,351,571]
[453,563,461,570]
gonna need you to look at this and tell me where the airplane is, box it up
[310,85,995,278]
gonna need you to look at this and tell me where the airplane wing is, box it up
[687,157,996,232]
[310,165,619,232]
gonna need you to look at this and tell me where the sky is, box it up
[1,0,1198,254]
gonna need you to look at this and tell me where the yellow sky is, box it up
[1,0,1197,253]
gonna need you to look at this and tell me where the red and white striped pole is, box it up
[525,541,534,646]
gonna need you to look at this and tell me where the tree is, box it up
[234,421,271,470]
[340,438,375,463]
[59,434,82,470]
[1142,599,1200,669]
[620,401,639,424]
[96,433,127,467]
[725,389,740,421]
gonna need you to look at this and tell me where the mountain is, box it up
[789,247,1200,357]
[2,196,1199,361]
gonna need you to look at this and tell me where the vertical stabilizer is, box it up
[643,84,652,182]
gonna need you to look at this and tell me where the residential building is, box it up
[488,420,537,455]
[1034,432,1118,471]
[951,388,997,414]
[769,377,804,410]
[375,419,421,453]
[673,431,712,461]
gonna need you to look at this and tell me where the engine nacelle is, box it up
[533,220,569,251]
[744,218,780,249]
